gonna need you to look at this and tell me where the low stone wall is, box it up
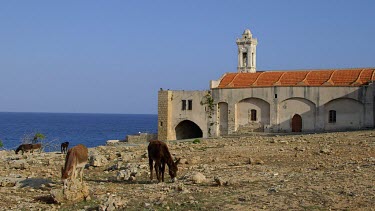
[126,133,157,143]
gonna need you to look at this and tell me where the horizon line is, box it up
[0,111,157,115]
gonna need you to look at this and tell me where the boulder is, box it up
[50,179,90,203]
[116,164,138,181]
[99,194,126,211]
[191,172,206,184]
[90,154,108,167]
[0,177,23,187]
[8,159,29,169]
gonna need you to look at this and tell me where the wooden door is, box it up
[292,114,302,132]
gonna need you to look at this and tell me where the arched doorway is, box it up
[292,114,302,132]
[175,120,203,140]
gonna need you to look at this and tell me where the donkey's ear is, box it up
[175,158,181,165]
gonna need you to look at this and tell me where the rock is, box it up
[99,194,125,211]
[120,153,135,162]
[90,154,108,167]
[320,148,331,155]
[106,140,120,146]
[0,177,22,187]
[8,160,29,169]
[116,164,138,181]
[50,179,90,203]
[247,157,264,165]
[191,172,206,184]
[179,158,188,164]
[189,156,201,164]
[214,176,225,186]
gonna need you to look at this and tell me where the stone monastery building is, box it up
[158,29,375,141]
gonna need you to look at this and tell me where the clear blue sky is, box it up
[1,1,374,114]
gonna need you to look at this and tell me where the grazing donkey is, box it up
[61,141,69,154]
[148,140,180,182]
[15,143,42,155]
[61,144,88,188]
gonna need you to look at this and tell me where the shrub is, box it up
[193,139,200,144]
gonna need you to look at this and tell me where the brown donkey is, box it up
[148,140,180,182]
[61,144,88,187]
[15,143,42,155]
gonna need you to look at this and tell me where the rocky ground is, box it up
[0,130,374,210]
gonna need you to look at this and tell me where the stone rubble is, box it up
[0,130,374,210]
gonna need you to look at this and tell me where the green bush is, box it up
[0,140,3,148]
[193,139,200,144]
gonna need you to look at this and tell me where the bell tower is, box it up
[236,29,257,73]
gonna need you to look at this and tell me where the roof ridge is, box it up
[351,68,365,85]
[227,73,240,87]
[273,72,286,85]
[298,71,311,85]
[252,72,264,86]
[371,70,375,81]
[323,69,336,85]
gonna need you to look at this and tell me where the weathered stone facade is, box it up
[158,29,375,141]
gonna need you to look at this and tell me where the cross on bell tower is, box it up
[236,29,257,73]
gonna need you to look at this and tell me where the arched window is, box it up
[329,110,336,123]
[251,109,257,121]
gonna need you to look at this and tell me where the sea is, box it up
[0,112,157,151]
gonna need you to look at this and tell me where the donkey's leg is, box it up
[155,161,161,182]
[161,162,166,182]
[79,166,84,182]
[149,157,153,181]
[72,165,77,181]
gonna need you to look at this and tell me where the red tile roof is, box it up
[217,68,375,88]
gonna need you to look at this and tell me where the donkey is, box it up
[15,143,42,155]
[61,144,88,188]
[148,140,180,182]
[61,141,69,154]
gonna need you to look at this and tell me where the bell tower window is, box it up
[243,52,247,67]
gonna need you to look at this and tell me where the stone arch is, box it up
[175,120,203,140]
[236,97,270,132]
[279,97,316,132]
[324,98,364,131]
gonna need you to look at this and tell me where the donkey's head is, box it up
[61,166,72,188]
[169,158,181,182]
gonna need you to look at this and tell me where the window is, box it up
[275,94,278,98]
[188,100,193,110]
[182,100,186,110]
[160,121,163,127]
[242,52,248,67]
[329,110,336,123]
[251,109,257,121]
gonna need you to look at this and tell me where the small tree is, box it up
[32,132,46,143]
[0,139,3,149]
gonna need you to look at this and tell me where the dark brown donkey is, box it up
[148,140,180,182]
[15,143,42,155]
[61,141,69,154]
[61,144,88,188]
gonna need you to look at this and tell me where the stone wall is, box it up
[158,90,172,141]
[126,133,157,143]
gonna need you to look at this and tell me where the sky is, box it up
[0,1,374,114]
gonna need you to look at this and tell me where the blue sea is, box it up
[0,112,157,151]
